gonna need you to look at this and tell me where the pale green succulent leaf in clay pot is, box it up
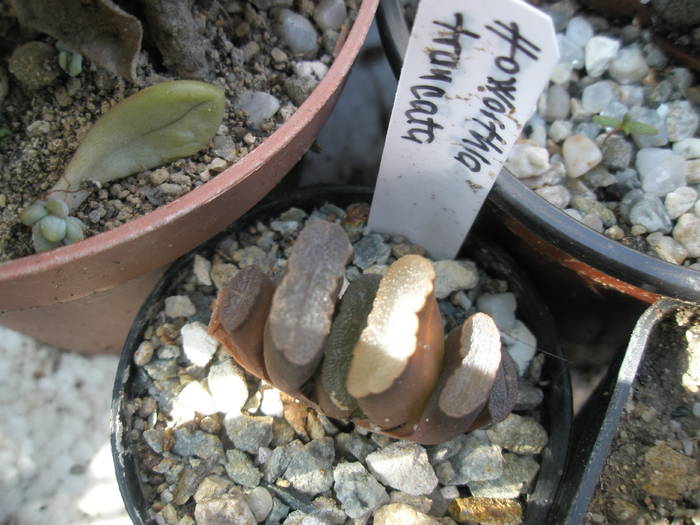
[20,80,225,253]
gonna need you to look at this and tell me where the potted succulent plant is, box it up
[0,0,378,353]
[111,185,572,525]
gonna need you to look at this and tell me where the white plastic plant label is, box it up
[369,0,559,258]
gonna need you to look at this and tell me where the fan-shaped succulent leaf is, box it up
[468,351,519,431]
[48,80,225,210]
[315,274,381,419]
[209,266,276,381]
[346,255,444,429]
[264,220,353,394]
[392,313,502,445]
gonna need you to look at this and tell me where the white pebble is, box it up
[563,135,602,178]
[181,322,219,367]
[585,36,620,77]
[548,120,573,143]
[505,142,550,178]
[171,381,217,422]
[665,187,698,219]
[193,255,213,286]
[476,293,517,332]
[673,138,700,160]
[673,213,700,257]
[535,185,571,209]
[647,234,688,265]
[503,320,537,376]
[608,45,649,84]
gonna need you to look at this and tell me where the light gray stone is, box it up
[486,414,548,454]
[374,503,440,525]
[172,428,224,460]
[225,414,273,454]
[544,84,570,121]
[246,487,273,522]
[225,449,262,487]
[535,185,571,209]
[194,495,256,525]
[630,196,673,234]
[433,260,478,299]
[236,90,280,129]
[165,295,196,318]
[637,148,687,197]
[333,461,389,519]
[628,106,668,148]
[666,101,699,142]
[581,80,618,114]
[608,45,649,84]
[353,234,390,269]
[313,0,346,31]
[469,453,541,498]
[647,234,688,265]
[566,16,594,48]
[438,430,503,485]
[335,432,376,462]
[276,9,319,58]
[366,442,438,496]
[284,438,335,496]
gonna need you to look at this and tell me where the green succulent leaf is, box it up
[592,115,621,128]
[48,80,226,210]
[624,121,659,135]
[0,127,11,140]
[20,201,49,226]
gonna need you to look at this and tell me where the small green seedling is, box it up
[20,80,226,253]
[592,113,659,143]
[56,41,83,77]
[0,128,11,140]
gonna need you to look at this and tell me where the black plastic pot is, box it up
[547,298,684,524]
[111,185,572,525]
[376,0,700,304]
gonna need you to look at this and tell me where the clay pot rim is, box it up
[0,0,378,282]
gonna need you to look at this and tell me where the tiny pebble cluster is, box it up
[123,202,550,525]
[506,0,700,268]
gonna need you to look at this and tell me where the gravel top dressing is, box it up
[404,0,700,270]
[119,201,552,525]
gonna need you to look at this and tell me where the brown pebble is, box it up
[448,497,522,525]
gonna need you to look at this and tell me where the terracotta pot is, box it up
[0,0,379,354]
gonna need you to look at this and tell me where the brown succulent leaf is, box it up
[391,313,502,445]
[315,274,381,419]
[10,0,143,81]
[264,219,353,394]
[208,265,275,381]
[468,350,519,432]
[139,0,209,79]
[346,255,445,429]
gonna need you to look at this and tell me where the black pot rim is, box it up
[376,0,700,303]
[111,184,572,525]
